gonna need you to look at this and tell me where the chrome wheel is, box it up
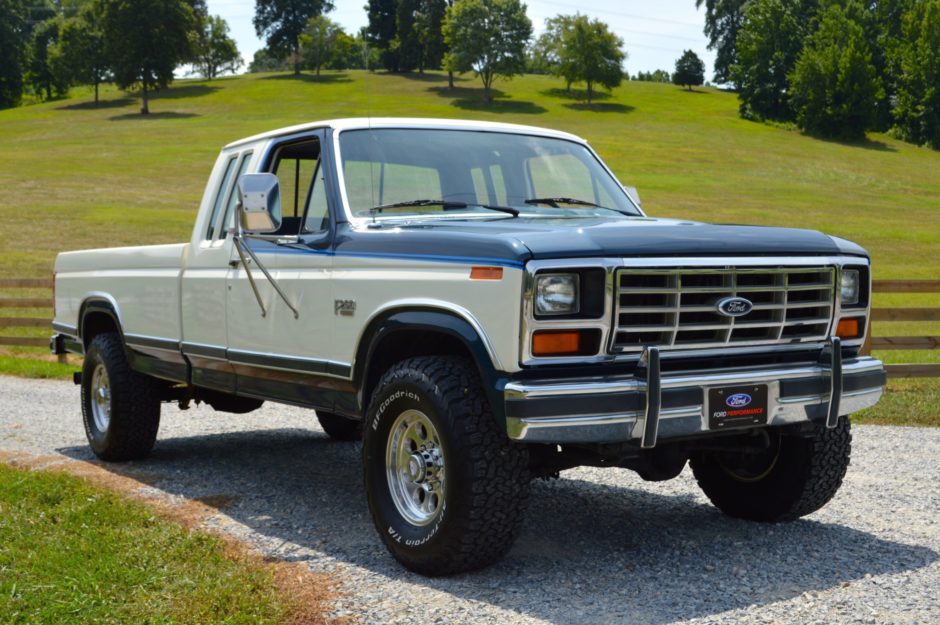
[386,409,445,526]
[90,363,112,432]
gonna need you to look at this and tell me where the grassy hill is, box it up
[2,69,939,277]
[0,70,937,417]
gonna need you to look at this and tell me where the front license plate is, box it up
[708,385,769,430]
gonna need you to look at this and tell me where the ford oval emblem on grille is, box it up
[726,393,752,408]
[716,296,753,317]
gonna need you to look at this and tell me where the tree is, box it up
[892,0,940,148]
[249,47,290,72]
[53,2,110,104]
[417,0,448,71]
[673,49,705,90]
[0,0,29,108]
[442,0,532,103]
[300,15,340,77]
[555,14,625,104]
[191,15,242,79]
[528,15,575,84]
[253,0,334,75]
[695,0,747,84]
[395,0,422,71]
[101,0,196,114]
[789,3,880,141]
[732,0,804,121]
[366,0,398,71]
[328,30,366,70]
[27,17,69,101]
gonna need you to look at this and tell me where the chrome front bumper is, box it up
[504,347,886,445]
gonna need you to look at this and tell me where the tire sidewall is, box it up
[81,341,112,454]
[363,378,463,563]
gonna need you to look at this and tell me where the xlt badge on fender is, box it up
[716,296,753,317]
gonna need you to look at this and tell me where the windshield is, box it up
[337,128,642,220]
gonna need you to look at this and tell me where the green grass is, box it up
[0,70,937,422]
[0,355,77,379]
[0,464,305,625]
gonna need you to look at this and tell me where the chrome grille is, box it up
[610,267,835,352]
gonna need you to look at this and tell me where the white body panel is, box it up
[54,244,187,341]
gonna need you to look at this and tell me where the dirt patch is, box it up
[0,449,344,625]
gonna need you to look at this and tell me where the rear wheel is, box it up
[363,356,530,576]
[316,411,362,441]
[81,332,161,461]
[690,418,852,522]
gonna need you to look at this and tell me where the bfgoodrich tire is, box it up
[690,418,852,522]
[362,356,530,576]
[316,411,363,441]
[81,332,161,462]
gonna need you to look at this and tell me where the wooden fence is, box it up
[2,277,939,376]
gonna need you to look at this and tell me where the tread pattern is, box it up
[364,356,530,576]
[691,418,852,522]
[82,332,161,461]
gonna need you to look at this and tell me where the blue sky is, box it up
[206,0,715,78]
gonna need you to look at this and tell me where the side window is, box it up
[303,161,330,233]
[206,156,237,240]
[219,151,253,239]
[270,138,321,235]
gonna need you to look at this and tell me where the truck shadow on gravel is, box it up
[58,426,938,625]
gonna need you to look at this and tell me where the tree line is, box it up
[0,0,241,112]
[698,0,940,147]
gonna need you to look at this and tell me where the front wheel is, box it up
[690,418,852,522]
[363,356,530,576]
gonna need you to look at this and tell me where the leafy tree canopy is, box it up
[555,14,626,103]
[254,0,334,74]
[442,0,532,103]
[193,15,242,80]
[892,0,940,148]
[673,49,705,90]
[101,0,197,114]
[789,2,880,141]
[732,0,805,121]
[0,0,30,108]
[695,0,747,84]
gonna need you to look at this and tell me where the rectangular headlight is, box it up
[841,269,860,306]
[535,274,580,315]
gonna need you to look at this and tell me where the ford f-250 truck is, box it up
[51,118,886,575]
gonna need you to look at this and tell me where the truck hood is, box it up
[334,216,864,266]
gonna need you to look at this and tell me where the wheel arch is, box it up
[78,295,125,350]
[352,307,508,427]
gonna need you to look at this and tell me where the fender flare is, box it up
[353,308,509,425]
[77,296,125,348]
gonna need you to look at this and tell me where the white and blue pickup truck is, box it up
[51,118,886,575]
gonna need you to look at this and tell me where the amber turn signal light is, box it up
[836,317,861,339]
[532,330,583,356]
[470,266,503,280]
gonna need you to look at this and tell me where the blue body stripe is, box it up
[246,244,525,268]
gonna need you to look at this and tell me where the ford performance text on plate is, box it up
[50,118,886,576]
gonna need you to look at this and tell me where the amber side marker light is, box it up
[836,317,861,339]
[532,330,583,356]
[470,266,503,280]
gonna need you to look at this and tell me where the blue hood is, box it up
[333,217,865,267]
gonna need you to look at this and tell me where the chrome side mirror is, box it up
[237,173,281,234]
[623,185,642,208]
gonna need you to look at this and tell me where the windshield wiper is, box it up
[525,196,630,215]
[369,199,519,217]
[370,199,468,213]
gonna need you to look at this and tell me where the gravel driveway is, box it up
[2,375,938,624]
